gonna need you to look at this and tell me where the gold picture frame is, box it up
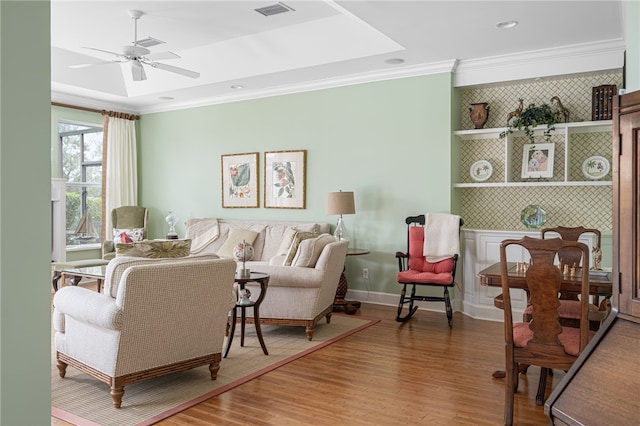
[221,152,259,208]
[264,150,306,209]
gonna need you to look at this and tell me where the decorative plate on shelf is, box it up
[520,204,547,229]
[469,160,493,182]
[582,156,610,180]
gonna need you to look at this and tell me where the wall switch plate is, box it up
[362,268,369,279]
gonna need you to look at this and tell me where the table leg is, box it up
[333,268,361,314]
[97,278,104,293]
[223,307,237,358]
[52,271,62,292]
[253,305,268,355]
[240,306,246,347]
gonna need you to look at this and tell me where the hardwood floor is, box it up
[52,303,560,425]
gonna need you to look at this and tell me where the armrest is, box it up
[396,251,408,271]
[53,286,122,330]
[244,265,325,288]
[102,239,114,255]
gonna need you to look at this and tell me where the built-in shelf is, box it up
[454,181,612,188]
[455,120,613,188]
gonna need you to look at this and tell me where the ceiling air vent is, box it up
[255,2,295,17]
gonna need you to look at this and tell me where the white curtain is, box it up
[104,116,138,237]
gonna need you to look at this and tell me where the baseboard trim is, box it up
[346,289,522,323]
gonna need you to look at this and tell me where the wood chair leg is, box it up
[535,367,550,405]
[444,287,453,326]
[110,386,124,408]
[56,360,67,378]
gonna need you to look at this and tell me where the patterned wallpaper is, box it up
[460,71,623,130]
[457,71,621,232]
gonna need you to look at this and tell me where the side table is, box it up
[58,265,107,293]
[224,272,270,358]
[333,248,369,314]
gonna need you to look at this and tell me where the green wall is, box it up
[626,0,640,92]
[139,73,456,294]
[0,1,51,424]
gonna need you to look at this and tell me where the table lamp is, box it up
[327,190,355,241]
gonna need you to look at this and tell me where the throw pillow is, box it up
[275,227,300,256]
[116,239,192,259]
[217,229,259,258]
[113,227,144,243]
[291,234,336,267]
[284,231,317,266]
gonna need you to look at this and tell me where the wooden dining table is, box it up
[477,261,613,405]
[478,261,612,302]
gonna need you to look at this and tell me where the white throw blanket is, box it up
[423,213,461,262]
[185,218,220,254]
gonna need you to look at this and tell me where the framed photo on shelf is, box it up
[221,152,259,208]
[264,150,306,209]
[521,143,554,179]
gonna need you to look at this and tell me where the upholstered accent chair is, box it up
[52,255,236,408]
[102,206,149,260]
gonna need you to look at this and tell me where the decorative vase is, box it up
[469,102,490,129]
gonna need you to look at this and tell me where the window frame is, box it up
[58,121,104,249]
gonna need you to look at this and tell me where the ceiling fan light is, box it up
[496,20,518,29]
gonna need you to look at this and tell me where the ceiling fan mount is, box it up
[71,9,200,82]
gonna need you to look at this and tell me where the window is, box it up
[58,122,103,247]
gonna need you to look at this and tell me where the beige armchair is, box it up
[52,255,236,408]
[102,206,149,260]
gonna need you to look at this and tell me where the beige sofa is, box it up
[52,255,236,408]
[185,219,348,340]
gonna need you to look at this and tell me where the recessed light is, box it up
[496,20,518,29]
[159,96,174,100]
[230,85,244,90]
[385,58,405,65]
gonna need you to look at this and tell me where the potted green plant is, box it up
[500,103,560,143]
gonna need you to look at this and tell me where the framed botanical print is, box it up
[521,143,555,178]
[264,150,306,209]
[221,152,259,208]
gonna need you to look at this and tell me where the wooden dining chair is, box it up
[538,226,606,328]
[499,236,594,426]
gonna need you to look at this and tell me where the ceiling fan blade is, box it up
[83,47,126,59]
[131,59,147,81]
[70,60,124,69]
[144,51,180,61]
[147,61,200,79]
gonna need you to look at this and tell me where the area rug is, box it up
[51,315,378,426]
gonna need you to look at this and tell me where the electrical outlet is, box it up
[362,268,369,279]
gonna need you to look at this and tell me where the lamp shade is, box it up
[327,191,355,215]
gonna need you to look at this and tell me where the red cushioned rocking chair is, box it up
[395,214,463,325]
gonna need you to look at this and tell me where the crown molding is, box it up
[136,60,459,114]
[454,39,626,87]
[51,89,140,115]
[52,39,625,115]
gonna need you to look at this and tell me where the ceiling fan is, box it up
[71,10,200,81]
